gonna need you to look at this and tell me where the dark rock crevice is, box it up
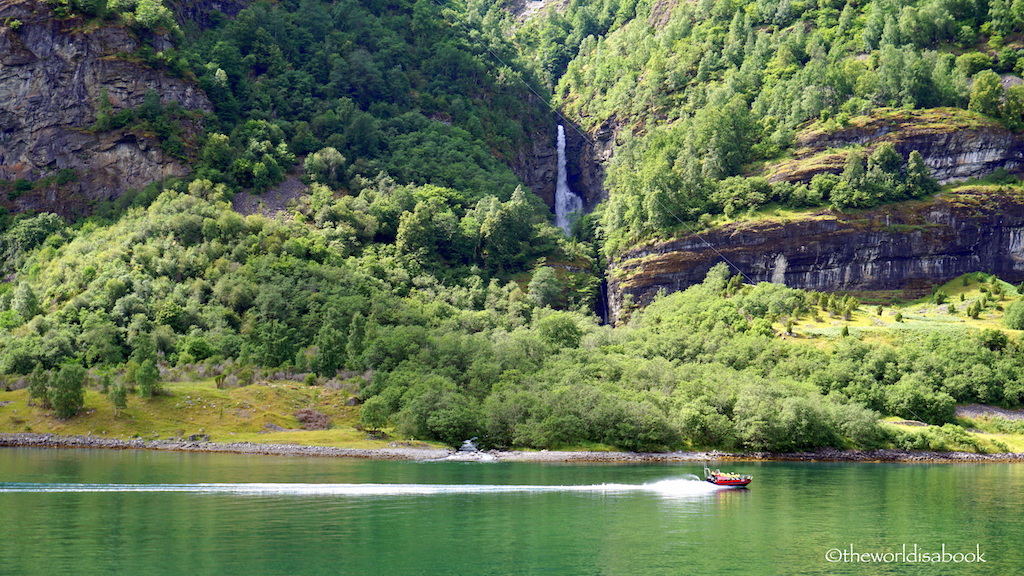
[564,117,614,210]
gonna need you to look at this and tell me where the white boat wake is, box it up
[0,476,724,499]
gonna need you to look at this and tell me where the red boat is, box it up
[704,466,752,487]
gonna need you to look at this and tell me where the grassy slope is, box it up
[783,273,1019,337]
[1,379,1021,453]
[778,272,1024,453]
[0,380,419,449]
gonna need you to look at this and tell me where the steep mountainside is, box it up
[510,0,1024,318]
[0,0,211,215]
[5,0,1024,455]
[164,0,248,30]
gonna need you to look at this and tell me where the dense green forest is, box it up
[2,0,1024,452]
[531,0,1024,254]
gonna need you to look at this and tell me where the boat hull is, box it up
[706,477,751,487]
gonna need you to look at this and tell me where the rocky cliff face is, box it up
[511,115,611,213]
[564,116,614,209]
[0,0,212,215]
[607,188,1024,323]
[768,109,1024,185]
[510,112,557,207]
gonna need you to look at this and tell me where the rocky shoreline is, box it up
[2,433,1024,463]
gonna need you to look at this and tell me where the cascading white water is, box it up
[555,124,583,234]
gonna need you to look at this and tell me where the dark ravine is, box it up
[2,433,1023,463]
[608,189,1024,323]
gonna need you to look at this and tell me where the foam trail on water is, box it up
[0,476,722,498]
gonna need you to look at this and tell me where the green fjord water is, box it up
[0,449,1021,575]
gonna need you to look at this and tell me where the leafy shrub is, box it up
[1004,300,1024,329]
[884,374,956,425]
[677,399,735,448]
[49,363,86,419]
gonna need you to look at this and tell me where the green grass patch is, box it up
[881,421,1015,453]
[803,107,996,139]
[0,381,402,449]
[785,273,1021,339]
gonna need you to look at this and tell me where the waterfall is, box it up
[555,124,583,234]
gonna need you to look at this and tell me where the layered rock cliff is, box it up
[607,188,1024,323]
[0,0,212,215]
[768,108,1024,185]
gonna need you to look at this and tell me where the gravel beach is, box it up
[2,433,1023,463]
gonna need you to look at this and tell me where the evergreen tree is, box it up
[345,312,367,370]
[312,308,348,377]
[905,150,938,197]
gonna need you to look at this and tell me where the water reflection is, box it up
[1,451,1021,576]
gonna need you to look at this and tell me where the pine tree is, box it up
[345,312,367,370]
[312,308,348,377]
[905,151,937,197]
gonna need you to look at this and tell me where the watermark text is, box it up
[825,544,986,564]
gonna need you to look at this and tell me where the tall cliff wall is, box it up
[565,117,614,209]
[509,111,557,207]
[607,189,1024,323]
[0,0,212,215]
